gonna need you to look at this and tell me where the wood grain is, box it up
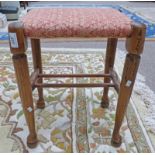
[8,22,38,148]
[31,39,45,109]
[101,38,118,108]
[112,23,146,147]
[8,22,27,54]
[126,22,146,54]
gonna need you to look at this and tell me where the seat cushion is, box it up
[20,8,132,38]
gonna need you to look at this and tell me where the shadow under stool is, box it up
[8,8,146,148]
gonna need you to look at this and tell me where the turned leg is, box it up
[101,38,117,108]
[31,39,45,109]
[111,23,146,147]
[8,22,38,148]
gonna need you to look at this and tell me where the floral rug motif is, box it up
[0,48,154,153]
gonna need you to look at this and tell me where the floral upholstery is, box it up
[20,8,132,38]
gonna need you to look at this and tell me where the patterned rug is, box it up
[0,47,154,153]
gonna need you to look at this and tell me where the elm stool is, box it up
[8,8,146,148]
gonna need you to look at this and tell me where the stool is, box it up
[8,8,146,148]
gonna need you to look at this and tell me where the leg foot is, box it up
[27,134,38,148]
[36,99,45,109]
[101,95,109,108]
[111,134,122,147]
[101,99,109,108]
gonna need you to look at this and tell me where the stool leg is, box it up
[8,22,38,148]
[111,23,146,147]
[31,39,45,109]
[101,38,117,108]
[13,54,38,148]
[111,54,140,147]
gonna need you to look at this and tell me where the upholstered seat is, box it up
[20,8,132,38]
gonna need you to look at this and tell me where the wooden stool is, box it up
[8,8,146,148]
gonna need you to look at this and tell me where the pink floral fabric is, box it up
[20,8,132,38]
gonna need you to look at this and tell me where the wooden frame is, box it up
[8,21,146,148]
